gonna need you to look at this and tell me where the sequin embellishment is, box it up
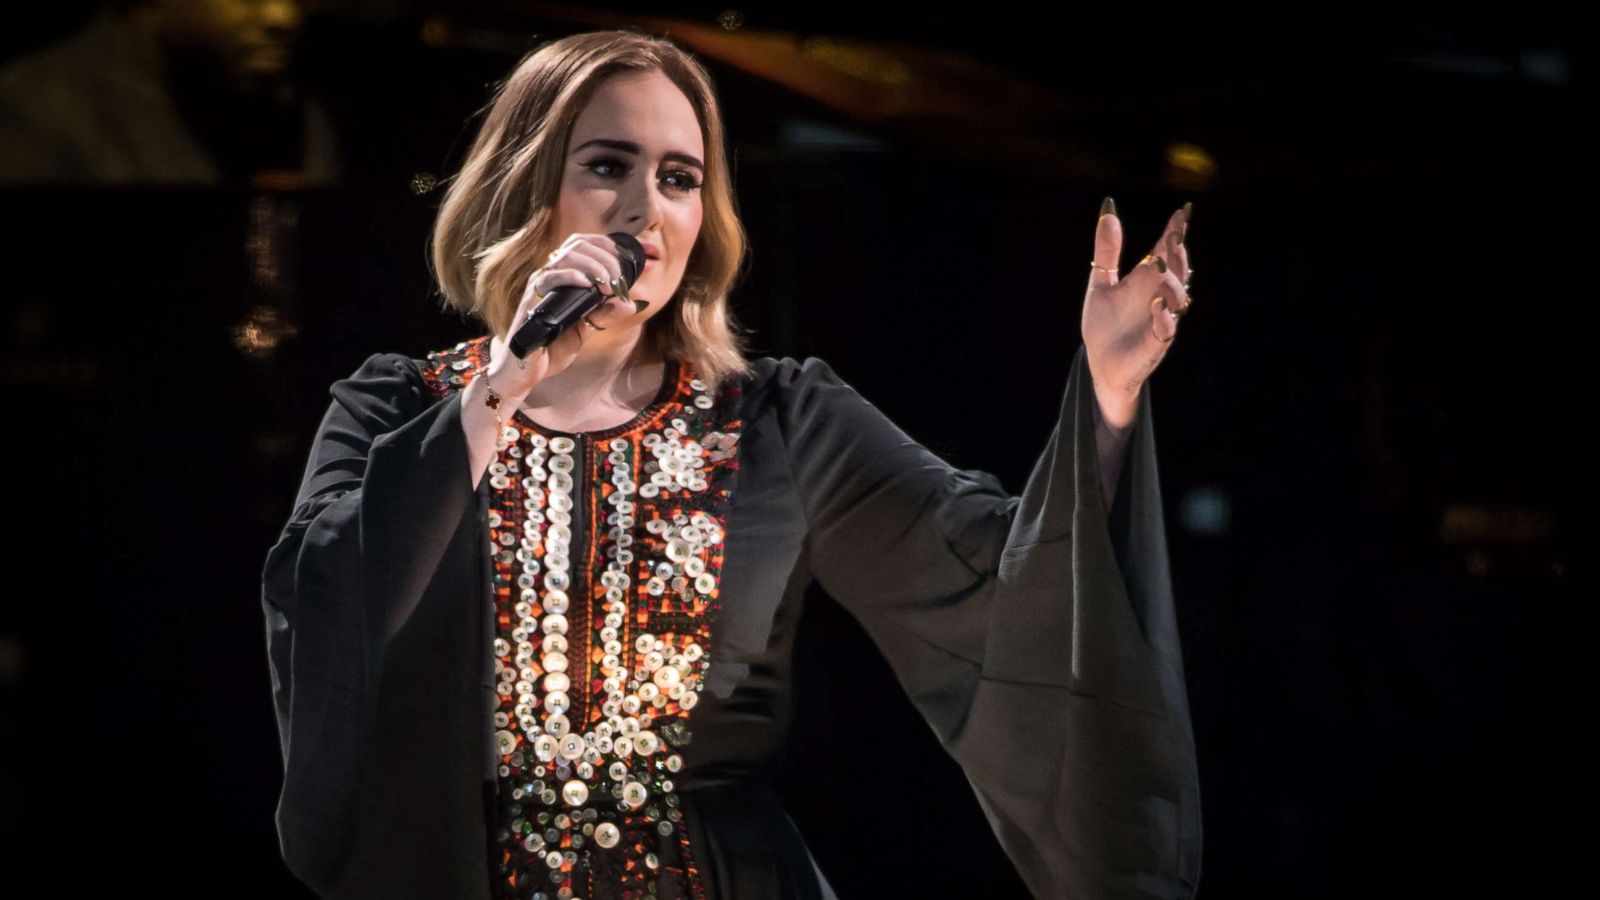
[420,338,745,900]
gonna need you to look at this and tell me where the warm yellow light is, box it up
[1165,142,1217,177]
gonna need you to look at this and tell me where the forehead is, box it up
[569,71,704,156]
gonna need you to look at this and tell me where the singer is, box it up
[261,28,1201,900]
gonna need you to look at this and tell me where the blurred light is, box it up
[1179,485,1231,536]
[1438,503,1556,544]
[797,36,914,86]
[718,10,746,31]
[1163,141,1217,192]
[231,304,299,357]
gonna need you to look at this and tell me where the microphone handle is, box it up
[507,282,608,359]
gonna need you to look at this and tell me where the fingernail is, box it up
[1100,196,1116,218]
[1182,200,1193,222]
[1154,255,1167,274]
[632,299,649,314]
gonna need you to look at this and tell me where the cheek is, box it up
[669,205,704,254]
[552,183,607,235]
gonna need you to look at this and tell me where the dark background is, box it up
[2,2,1593,897]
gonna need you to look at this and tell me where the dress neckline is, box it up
[504,355,683,441]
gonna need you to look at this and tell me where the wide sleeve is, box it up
[259,352,477,891]
[774,346,1202,899]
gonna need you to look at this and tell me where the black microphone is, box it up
[508,232,647,359]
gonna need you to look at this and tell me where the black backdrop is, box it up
[1,3,1593,897]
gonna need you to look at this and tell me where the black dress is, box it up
[260,334,1202,899]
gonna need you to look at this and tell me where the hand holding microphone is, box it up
[483,232,651,405]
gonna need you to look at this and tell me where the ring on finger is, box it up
[1152,293,1183,323]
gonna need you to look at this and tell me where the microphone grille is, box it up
[608,232,647,286]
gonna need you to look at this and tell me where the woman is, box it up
[261,29,1201,900]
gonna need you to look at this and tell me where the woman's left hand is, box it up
[1081,200,1193,427]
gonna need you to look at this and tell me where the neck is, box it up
[523,327,664,411]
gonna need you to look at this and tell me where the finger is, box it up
[1146,266,1190,345]
[597,233,645,273]
[1152,206,1190,287]
[580,234,629,282]
[1118,249,1170,308]
[587,287,646,324]
[567,241,624,296]
[1149,295,1178,345]
[593,234,644,301]
[1090,197,1122,289]
[1166,228,1191,289]
[515,265,556,318]
[539,233,582,272]
[523,267,604,315]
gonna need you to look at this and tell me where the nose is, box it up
[617,169,665,236]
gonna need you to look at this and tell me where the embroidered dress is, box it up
[419,341,743,899]
[261,335,1203,900]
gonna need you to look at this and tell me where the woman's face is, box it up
[551,69,706,332]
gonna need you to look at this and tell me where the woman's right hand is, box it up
[484,232,645,402]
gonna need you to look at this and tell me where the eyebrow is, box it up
[571,139,704,173]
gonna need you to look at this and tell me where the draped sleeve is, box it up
[259,352,477,891]
[773,345,1202,898]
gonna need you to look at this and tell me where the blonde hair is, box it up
[427,29,755,392]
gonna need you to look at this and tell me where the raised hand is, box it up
[485,232,649,403]
[1081,198,1193,427]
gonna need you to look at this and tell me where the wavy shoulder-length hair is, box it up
[428,29,755,392]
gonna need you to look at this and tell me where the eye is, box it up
[582,156,702,194]
[662,169,703,192]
